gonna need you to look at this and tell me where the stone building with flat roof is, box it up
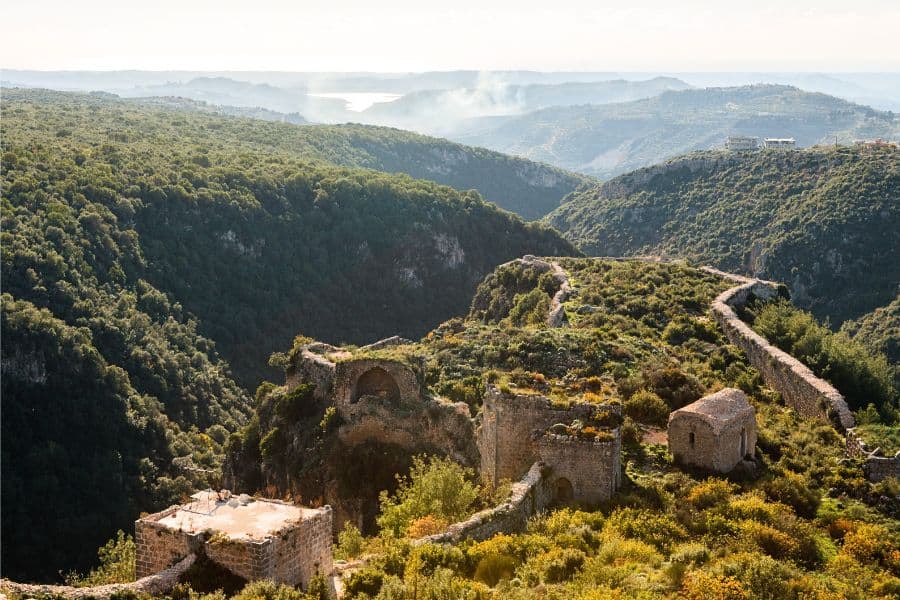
[763,138,796,149]
[667,388,757,473]
[135,491,332,590]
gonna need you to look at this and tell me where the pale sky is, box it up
[2,0,899,72]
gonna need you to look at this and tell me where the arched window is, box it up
[689,432,695,448]
[352,367,400,404]
[740,427,747,457]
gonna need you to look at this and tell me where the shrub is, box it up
[406,543,466,578]
[761,471,821,518]
[669,542,711,566]
[473,554,517,587]
[681,571,750,600]
[686,478,737,510]
[739,521,800,561]
[725,492,784,524]
[406,515,450,539]
[623,390,670,426]
[231,580,310,600]
[718,551,796,600]
[65,530,135,586]
[533,547,586,583]
[377,455,480,537]
[841,523,892,563]
[594,536,663,567]
[344,567,384,598]
[335,522,365,560]
[602,508,687,551]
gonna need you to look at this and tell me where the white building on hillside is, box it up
[725,135,759,151]
[763,138,796,149]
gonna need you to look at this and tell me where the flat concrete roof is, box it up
[155,494,321,540]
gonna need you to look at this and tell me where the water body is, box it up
[308,92,402,112]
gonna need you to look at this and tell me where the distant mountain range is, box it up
[455,84,900,179]
[359,77,692,133]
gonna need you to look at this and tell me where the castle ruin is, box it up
[480,386,622,506]
[135,491,332,590]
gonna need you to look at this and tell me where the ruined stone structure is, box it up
[414,462,552,546]
[282,339,479,532]
[135,493,332,590]
[286,340,423,415]
[479,386,622,505]
[668,388,757,473]
[846,429,900,482]
[703,267,855,431]
[1,556,196,600]
[537,431,622,505]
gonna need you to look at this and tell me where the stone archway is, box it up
[352,367,401,404]
[553,477,574,505]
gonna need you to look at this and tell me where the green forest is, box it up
[546,146,900,327]
[0,89,574,580]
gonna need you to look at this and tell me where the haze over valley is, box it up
[2,1,899,598]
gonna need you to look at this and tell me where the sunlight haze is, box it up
[3,0,899,71]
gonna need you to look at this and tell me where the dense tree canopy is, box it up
[0,89,576,581]
[546,146,900,328]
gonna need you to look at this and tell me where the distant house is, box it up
[725,135,759,151]
[763,138,796,149]
[854,138,898,149]
[668,388,757,473]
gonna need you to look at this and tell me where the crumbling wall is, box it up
[285,344,337,400]
[1,555,196,600]
[414,462,552,546]
[479,387,619,487]
[537,433,621,505]
[703,268,854,431]
[847,429,900,482]
[135,507,203,578]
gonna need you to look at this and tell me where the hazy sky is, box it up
[3,0,899,72]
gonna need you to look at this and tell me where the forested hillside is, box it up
[842,296,900,366]
[0,89,576,581]
[546,146,899,327]
[456,84,899,178]
[13,89,586,220]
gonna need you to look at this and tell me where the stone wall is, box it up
[479,386,619,487]
[703,268,855,431]
[204,537,272,582]
[275,506,334,588]
[1,555,196,600]
[537,433,621,505]
[846,428,900,482]
[285,344,337,399]
[135,506,203,578]
[414,462,552,546]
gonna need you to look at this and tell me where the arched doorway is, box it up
[553,477,574,505]
[353,367,400,404]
